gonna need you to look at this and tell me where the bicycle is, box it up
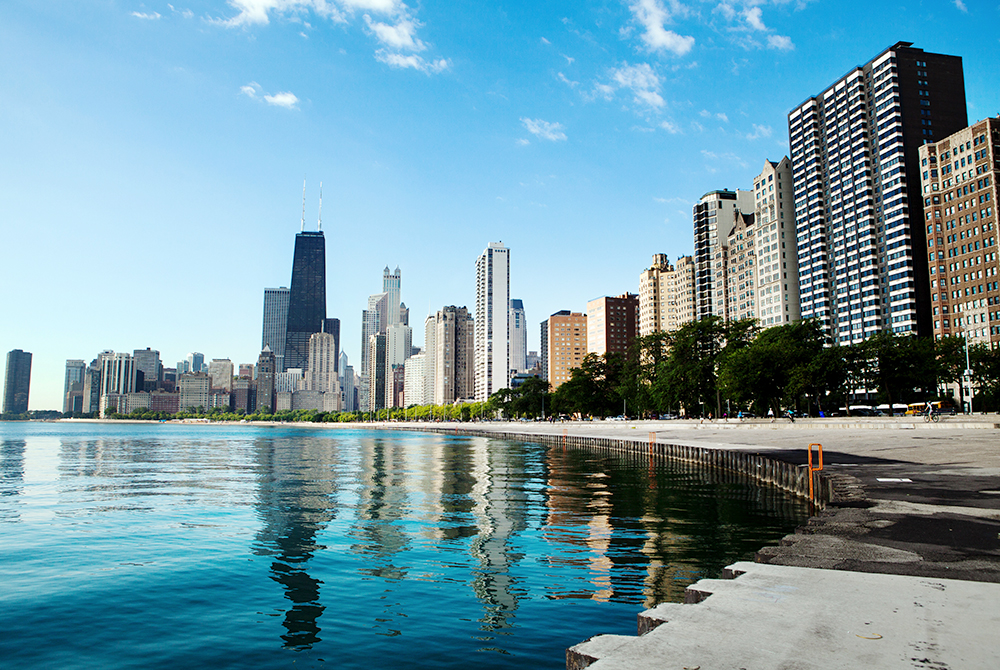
[924,410,940,423]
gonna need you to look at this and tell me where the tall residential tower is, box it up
[474,242,510,401]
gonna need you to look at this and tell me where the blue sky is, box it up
[3,0,999,410]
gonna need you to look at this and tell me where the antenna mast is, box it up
[300,178,306,232]
[318,182,323,231]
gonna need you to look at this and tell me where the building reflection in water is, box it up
[468,436,528,633]
[252,435,339,650]
[0,439,26,523]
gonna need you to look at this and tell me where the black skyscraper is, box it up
[284,231,327,371]
[3,349,32,415]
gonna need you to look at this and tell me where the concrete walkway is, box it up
[567,561,1000,670]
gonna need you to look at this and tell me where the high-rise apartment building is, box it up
[509,299,527,374]
[427,305,475,405]
[99,352,134,417]
[383,266,402,327]
[753,158,800,328]
[185,353,205,374]
[367,334,387,412]
[306,332,339,403]
[638,254,697,335]
[207,359,234,391]
[544,311,587,390]
[693,190,754,320]
[384,323,412,408]
[475,242,510,401]
[586,294,638,357]
[63,359,87,414]
[724,212,757,322]
[262,287,290,371]
[788,42,967,343]
[403,352,427,407]
[178,372,211,413]
[256,347,277,413]
[918,116,1000,347]
[3,349,32,414]
[285,229,327,371]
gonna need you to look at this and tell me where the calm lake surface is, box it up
[0,422,809,669]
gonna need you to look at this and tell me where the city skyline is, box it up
[4,3,1000,409]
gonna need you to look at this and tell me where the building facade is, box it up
[285,230,327,371]
[133,348,161,391]
[3,349,32,414]
[639,254,697,336]
[918,116,1000,347]
[256,347,277,413]
[428,305,475,405]
[509,298,527,374]
[693,190,754,320]
[725,212,757,322]
[207,359,234,392]
[788,42,967,344]
[545,311,587,390]
[586,294,638,357]
[753,157,801,328]
[63,359,87,414]
[262,287,290,372]
[474,242,511,401]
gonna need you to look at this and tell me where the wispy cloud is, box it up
[746,123,772,140]
[715,2,795,51]
[598,62,665,109]
[701,149,747,168]
[168,4,194,19]
[241,82,300,109]
[660,120,682,134]
[557,72,579,88]
[767,34,794,51]
[131,11,162,20]
[954,0,968,11]
[700,109,728,122]
[516,138,530,146]
[744,6,766,31]
[375,51,449,73]
[628,0,695,56]
[521,118,567,142]
[213,0,449,74]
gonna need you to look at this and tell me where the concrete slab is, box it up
[570,561,1000,670]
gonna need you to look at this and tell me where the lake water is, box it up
[0,422,809,669]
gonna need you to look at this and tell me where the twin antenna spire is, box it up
[300,178,324,232]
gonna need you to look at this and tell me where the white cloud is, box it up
[744,7,766,31]
[364,15,424,50]
[520,118,567,142]
[767,34,794,51]
[213,1,448,75]
[169,4,196,19]
[516,138,530,146]
[609,62,664,109]
[264,91,300,108]
[660,120,682,133]
[628,0,695,56]
[557,72,579,88]
[375,51,449,73]
[131,11,162,20]
[716,112,728,122]
[562,54,575,65]
[746,123,772,140]
[540,37,551,45]
[954,0,968,11]
[241,82,299,109]
[701,149,747,168]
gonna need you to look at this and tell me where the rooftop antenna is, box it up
[318,181,323,231]
[300,178,306,232]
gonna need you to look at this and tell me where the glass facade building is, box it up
[3,349,32,414]
[284,231,327,372]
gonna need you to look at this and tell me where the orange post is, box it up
[807,443,824,501]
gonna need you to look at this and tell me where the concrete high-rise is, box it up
[207,359,234,391]
[475,242,510,401]
[509,299,527,374]
[383,266,402,327]
[638,254,697,336]
[918,116,1000,348]
[752,158,800,328]
[255,347,277,413]
[63,359,87,414]
[3,349,32,414]
[724,211,757,322]
[427,305,475,405]
[587,294,638,357]
[788,42,967,343]
[693,190,754,320]
[306,332,339,404]
[262,287,290,371]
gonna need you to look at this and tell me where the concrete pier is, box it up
[567,561,1000,669]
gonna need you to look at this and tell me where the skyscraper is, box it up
[693,190,754,320]
[285,230,327,371]
[262,287,290,372]
[383,266,401,326]
[63,359,86,414]
[788,42,967,343]
[185,352,205,374]
[306,332,339,396]
[256,347,277,413]
[509,299,527,374]
[638,254,697,336]
[133,348,161,391]
[3,349,32,414]
[426,305,475,405]
[586,294,638,357]
[475,242,510,401]
[752,158,800,328]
